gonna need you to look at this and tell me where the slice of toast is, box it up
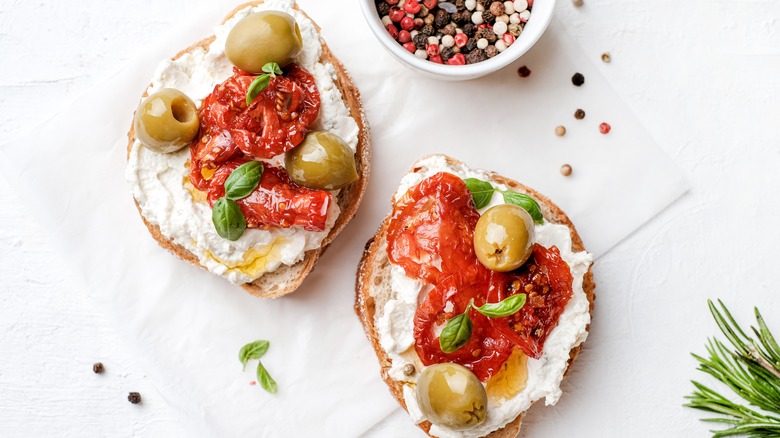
[355,155,595,437]
[127,1,370,298]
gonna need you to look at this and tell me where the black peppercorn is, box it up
[485,45,499,58]
[453,10,471,24]
[440,46,455,61]
[466,49,487,64]
[442,23,457,36]
[92,362,104,374]
[574,108,586,119]
[377,2,390,16]
[128,392,142,404]
[517,65,531,77]
[466,37,478,52]
[413,33,427,49]
[455,0,466,10]
[475,27,497,43]
[434,9,450,28]
[571,72,585,86]
[481,11,495,24]
[462,23,476,37]
[421,24,434,36]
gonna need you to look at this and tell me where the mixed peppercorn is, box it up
[376,0,534,65]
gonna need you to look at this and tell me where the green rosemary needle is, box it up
[685,299,780,437]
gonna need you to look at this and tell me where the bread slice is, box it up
[355,155,595,437]
[127,1,370,298]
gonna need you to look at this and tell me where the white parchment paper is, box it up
[0,1,687,436]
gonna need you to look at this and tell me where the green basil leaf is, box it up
[224,161,263,200]
[212,197,246,241]
[502,190,544,224]
[464,178,495,209]
[439,312,473,354]
[246,74,271,106]
[262,62,282,77]
[256,361,278,394]
[476,294,527,318]
[238,340,270,371]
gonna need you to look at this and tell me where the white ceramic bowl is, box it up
[359,0,556,81]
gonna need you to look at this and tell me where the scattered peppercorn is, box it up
[403,363,416,376]
[572,0,584,6]
[92,362,104,374]
[555,125,567,137]
[599,122,612,134]
[571,72,585,86]
[601,52,611,63]
[128,392,142,404]
[517,65,531,77]
[574,108,586,119]
[560,164,573,176]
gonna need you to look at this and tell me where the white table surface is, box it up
[2,0,779,437]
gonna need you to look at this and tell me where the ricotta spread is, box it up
[125,0,360,284]
[374,155,593,438]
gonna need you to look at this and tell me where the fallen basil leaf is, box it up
[257,361,278,394]
[225,161,263,200]
[502,190,544,224]
[476,294,527,318]
[245,74,271,106]
[439,312,473,354]
[212,197,246,241]
[464,178,495,209]
[262,62,282,76]
[238,340,270,371]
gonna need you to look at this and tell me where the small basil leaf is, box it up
[212,197,246,241]
[502,190,544,224]
[238,340,270,371]
[246,74,271,106]
[464,178,495,209]
[439,312,473,354]
[476,294,527,318]
[257,361,278,394]
[262,62,282,77]
[225,161,263,200]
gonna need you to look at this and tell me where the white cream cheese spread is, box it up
[126,0,359,284]
[374,155,593,438]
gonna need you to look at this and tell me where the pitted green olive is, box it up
[284,131,358,190]
[134,88,199,154]
[225,11,303,73]
[474,204,535,272]
[416,363,487,430]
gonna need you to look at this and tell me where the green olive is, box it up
[225,11,303,73]
[473,204,535,272]
[284,131,358,190]
[415,363,487,430]
[134,89,199,154]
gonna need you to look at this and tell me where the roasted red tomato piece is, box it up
[208,161,331,232]
[386,172,483,285]
[414,275,514,381]
[487,245,574,359]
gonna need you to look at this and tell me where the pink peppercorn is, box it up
[447,53,466,65]
[386,23,399,39]
[388,7,405,22]
[599,122,611,134]
[502,33,515,45]
[423,0,438,9]
[387,0,400,4]
[527,0,533,6]
[429,55,443,64]
[454,33,468,48]
[413,17,424,29]
[404,0,421,14]
[400,16,415,31]
[426,43,440,57]
[398,29,412,43]
[403,42,417,53]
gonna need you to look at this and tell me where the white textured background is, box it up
[1,0,779,437]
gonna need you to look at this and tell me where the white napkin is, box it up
[0,1,687,436]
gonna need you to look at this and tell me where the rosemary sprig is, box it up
[685,299,780,437]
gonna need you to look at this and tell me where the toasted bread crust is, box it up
[355,155,595,438]
[127,1,370,298]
